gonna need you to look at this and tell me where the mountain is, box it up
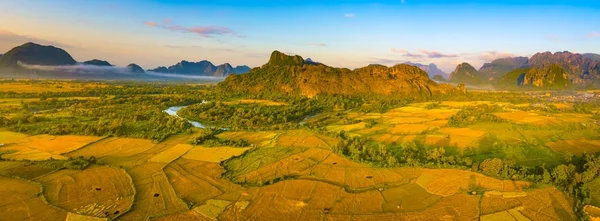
[83,59,112,66]
[218,51,461,97]
[527,51,600,86]
[0,42,76,68]
[583,53,600,62]
[496,64,572,90]
[478,57,529,81]
[233,65,251,74]
[449,63,484,85]
[403,62,448,78]
[149,60,250,77]
[126,63,145,74]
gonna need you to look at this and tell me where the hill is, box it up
[218,51,459,97]
[126,64,145,74]
[528,51,600,86]
[0,42,76,68]
[83,59,112,66]
[149,60,250,77]
[449,63,484,85]
[404,62,448,79]
[478,57,528,81]
[496,64,572,90]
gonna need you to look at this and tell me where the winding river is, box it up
[163,106,206,128]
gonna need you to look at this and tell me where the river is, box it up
[163,106,206,128]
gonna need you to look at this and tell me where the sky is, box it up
[0,0,599,73]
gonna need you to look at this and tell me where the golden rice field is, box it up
[0,134,103,161]
[546,139,600,155]
[0,81,107,92]
[35,166,135,220]
[221,99,286,106]
[0,129,579,221]
[182,146,250,162]
[3,97,598,220]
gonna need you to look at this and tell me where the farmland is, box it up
[0,80,599,220]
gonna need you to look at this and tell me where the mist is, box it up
[17,61,227,81]
[18,62,134,75]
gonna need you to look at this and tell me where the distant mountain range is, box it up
[217,51,462,97]
[149,61,250,77]
[403,62,448,79]
[0,42,251,80]
[1,41,600,90]
[444,52,600,89]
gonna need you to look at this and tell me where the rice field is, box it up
[35,166,135,219]
[182,146,250,162]
[1,134,103,160]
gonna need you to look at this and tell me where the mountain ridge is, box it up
[149,60,251,77]
[218,51,462,97]
[403,62,448,79]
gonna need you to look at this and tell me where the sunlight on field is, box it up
[0,131,28,143]
[0,81,106,92]
[183,146,250,162]
[36,166,134,220]
[1,135,103,160]
[222,99,286,106]
[438,127,486,148]
[546,139,600,154]
[480,187,575,221]
[67,137,156,159]
[0,176,68,220]
[149,144,193,163]
[217,131,278,147]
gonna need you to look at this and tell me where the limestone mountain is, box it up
[0,42,76,68]
[449,63,484,85]
[478,57,529,81]
[404,62,448,79]
[496,64,572,90]
[527,51,600,86]
[83,59,112,66]
[149,60,250,77]
[218,51,459,97]
[126,63,145,74]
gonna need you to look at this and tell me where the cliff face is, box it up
[528,51,600,86]
[497,64,572,90]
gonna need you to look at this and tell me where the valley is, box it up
[0,79,599,220]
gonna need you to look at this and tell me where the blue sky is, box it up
[0,0,599,72]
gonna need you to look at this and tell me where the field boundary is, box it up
[61,136,111,156]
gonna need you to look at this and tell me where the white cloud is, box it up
[344,13,356,18]
[479,51,515,61]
